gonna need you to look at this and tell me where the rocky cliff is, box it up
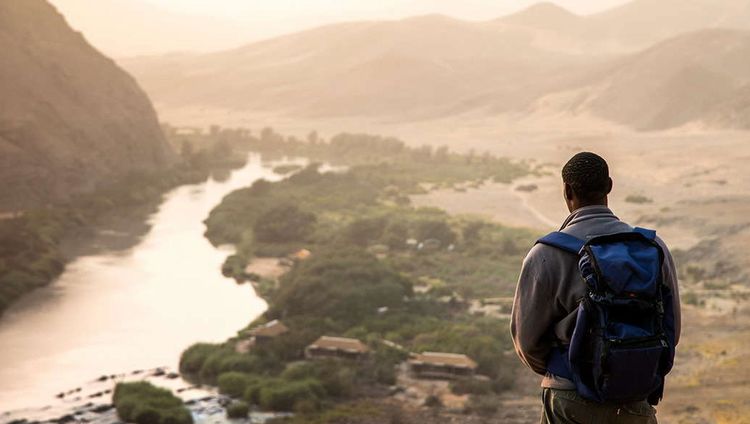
[0,0,174,211]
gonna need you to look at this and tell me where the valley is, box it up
[2,0,749,423]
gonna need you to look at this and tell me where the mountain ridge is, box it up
[120,1,750,132]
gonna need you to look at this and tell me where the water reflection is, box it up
[0,154,282,412]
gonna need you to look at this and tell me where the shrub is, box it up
[218,372,251,398]
[281,361,356,398]
[683,291,703,306]
[345,217,388,246]
[293,399,320,414]
[198,351,227,383]
[424,395,442,408]
[221,254,246,278]
[113,382,192,424]
[269,249,413,326]
[226,401,250,418]
[196,350,266,384]
[161,409,193,424]
[133,407,161,424]
[415,220,456,245]
[179,343,220,376]
[467,395,498,416]
[243,377,284,405]
[218,354,265,374]
[625,194,653,204]
[253,204,317,243]
[259,379,325,411]
[450,378,492,395]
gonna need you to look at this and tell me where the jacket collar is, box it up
[559,205,619,230]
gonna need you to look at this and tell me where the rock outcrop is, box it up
[0,0,174,211]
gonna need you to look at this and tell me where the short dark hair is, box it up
[562,152,610,201]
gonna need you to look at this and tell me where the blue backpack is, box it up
[537,227,676,405]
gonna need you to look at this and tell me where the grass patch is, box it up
[113,382,192,424]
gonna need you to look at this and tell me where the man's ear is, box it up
[605,177,613,195]
[564,183,574,201]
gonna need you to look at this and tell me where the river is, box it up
[0,154,288,415]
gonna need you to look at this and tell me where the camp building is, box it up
[305,336,369,360]
[408,352,478,379]
[248,320,289,346]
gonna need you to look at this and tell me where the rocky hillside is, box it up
[0,0,174,211]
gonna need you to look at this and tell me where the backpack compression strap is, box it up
[536,231,586,254]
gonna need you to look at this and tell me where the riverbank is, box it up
[0,151,275,413]
[0,364,288,424]
[0,135,248,317]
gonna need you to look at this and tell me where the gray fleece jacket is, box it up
[510,205,681,389]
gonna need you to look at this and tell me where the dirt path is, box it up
[411,177,561,232]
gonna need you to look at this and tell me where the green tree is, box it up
[269,249,413,325]
[462,221,485,244]
[344,217,388,246]
[253,204,317,243]
[382,220,409,250]
[415,220,456,245]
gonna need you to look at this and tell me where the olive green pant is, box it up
[541,388,658,424]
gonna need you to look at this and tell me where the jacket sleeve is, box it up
[510,246,558,375]
[658,238,681,346]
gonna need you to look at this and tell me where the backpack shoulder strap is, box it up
[536,231,586,255]
[633,226,657,240]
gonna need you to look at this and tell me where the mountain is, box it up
[120,13,593,120]
[501,2,582,31]
[121,1,750,132]
[0,0,174,211]
[587,0,750,51]
[537,29,750,130]
[498,0,750,53]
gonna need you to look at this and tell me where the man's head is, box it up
[562,152,612,212]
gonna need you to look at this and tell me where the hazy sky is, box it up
[50,0,633,57]
[142,0,631,21]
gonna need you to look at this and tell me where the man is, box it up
[511,152,681,423]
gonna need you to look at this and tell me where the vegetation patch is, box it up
[113,382,192,424]
[625,194,653,204]
[226,401,250,418]
[176,128,534,420]
[273,164,304,175]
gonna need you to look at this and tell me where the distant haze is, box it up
[49,0,631,57]
[121,0,750,132]
[139,0,630,20]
